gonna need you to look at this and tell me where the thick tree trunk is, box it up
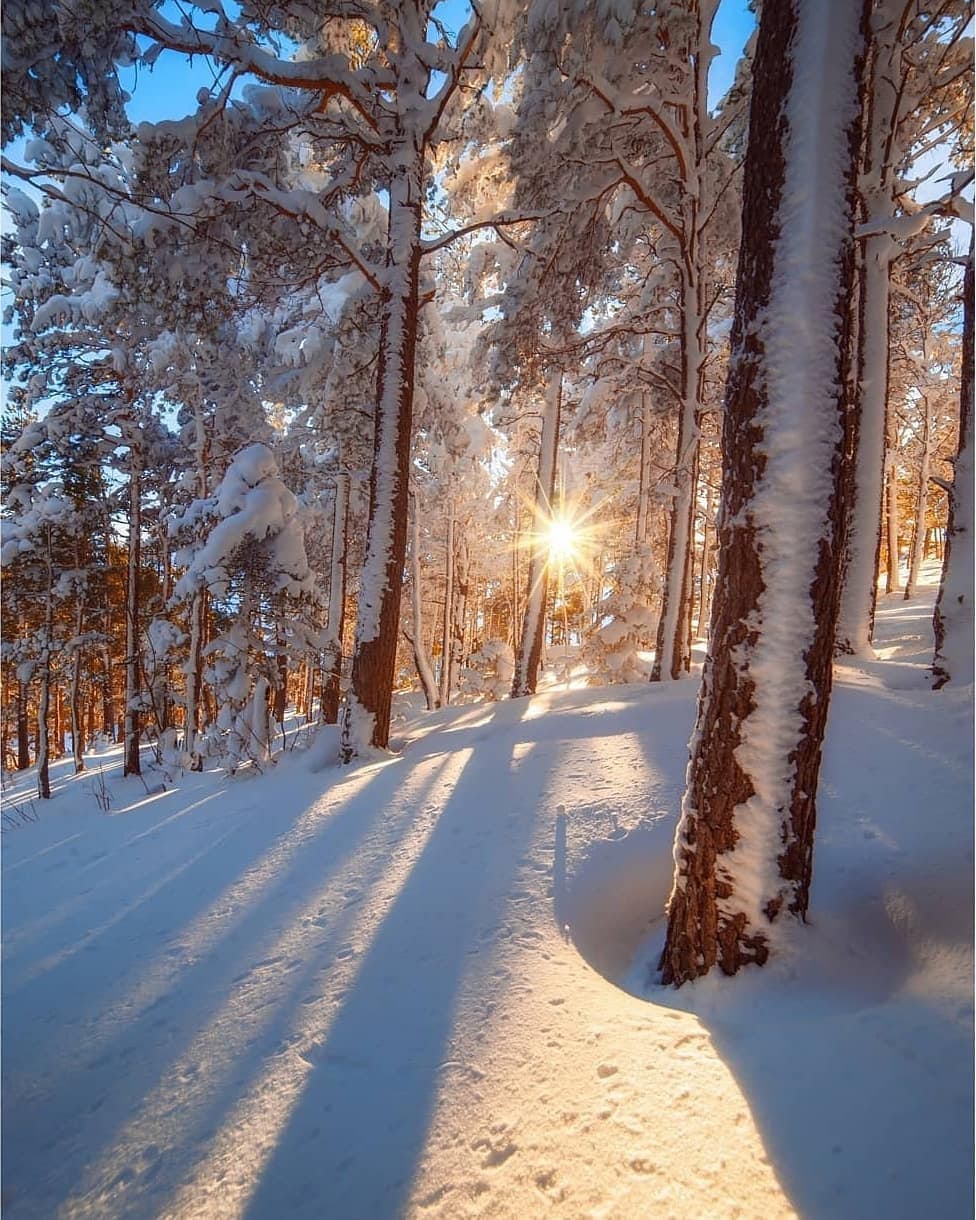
[322,472,350,725]
[835,9,906,653]
[409,490,440,711]
[123,457,142,777]
[933,240,974,688]
[660,0,867,986]
[341,124,425,759]
[511,373,562,697]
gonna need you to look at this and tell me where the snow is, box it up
[717,0,867,938]
[2,570,971,1219]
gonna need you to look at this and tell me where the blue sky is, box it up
[118,1,755,125]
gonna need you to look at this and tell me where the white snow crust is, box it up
[1,569,971,1220]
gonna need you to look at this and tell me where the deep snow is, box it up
[2,568,972,1219]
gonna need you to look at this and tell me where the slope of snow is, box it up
[2,568,971,1219]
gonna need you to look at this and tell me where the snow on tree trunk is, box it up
[836,240,889,654]
[933,240,974,689]
[322,472,350,725]
[341,143,425,758]
[884,446,902,592]
[123,455,142,777]
[511,373,561,698]
[660,0,868,986]
[652,269,705,682]
[409,490,440,711]
[453,530,470,679]
[183,589,206,769]
[439,507,456,707]
[273,606,288,726]
[904,390,932,600]
[248,675,272,765]
[70,639,85,773]
[636,348,654,546]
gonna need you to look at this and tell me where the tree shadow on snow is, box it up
[239,728,542,1220]
[1,755,448,1218]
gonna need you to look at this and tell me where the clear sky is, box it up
[118,1,756,124]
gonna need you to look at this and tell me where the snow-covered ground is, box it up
[2,568,972,1219]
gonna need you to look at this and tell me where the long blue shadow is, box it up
[1,758,414,1219]
[242,742,541,1219]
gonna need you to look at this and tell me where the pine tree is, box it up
[660,0,869,985]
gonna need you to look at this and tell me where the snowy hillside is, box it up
[2,574,972,1220]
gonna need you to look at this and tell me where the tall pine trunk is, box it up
[661,0,867,985]
[511,373,561,697]
[37,529,54,799]
[439,507,456,707]
[409,489,440,711]
[16,679,30,770]
[904,391,932,600]
[933,238,974,688]
[322,472,350,725]
[123,455,142,777]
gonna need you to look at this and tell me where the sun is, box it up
[546,516,579,564]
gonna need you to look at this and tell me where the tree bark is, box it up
[322,472,350,725]
[511,373,561,697]
[933,238,974,688]
[884,447,901,592]
[123,454,142,777]
[409,489,440,710]
[904,391,932,600]
[37,529,54,800]
[439,506,456,707]
[660,0,868,986]
[16,679,30,770]
[341,122,425,759]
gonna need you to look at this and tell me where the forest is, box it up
[1,0,973,1217]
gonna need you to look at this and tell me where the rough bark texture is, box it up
[933,241,974,688]
[660,0,866,985]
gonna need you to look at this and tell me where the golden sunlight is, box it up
[546,516,579,564]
